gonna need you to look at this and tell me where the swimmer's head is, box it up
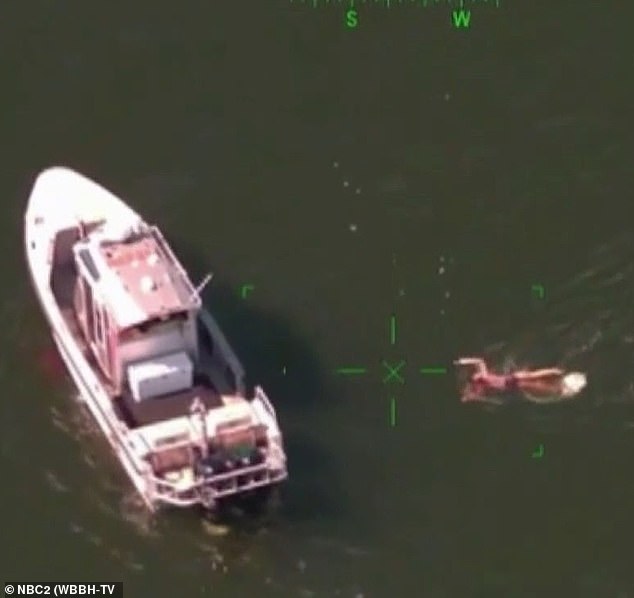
[561,372,587,397]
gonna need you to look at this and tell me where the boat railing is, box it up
[154,473,282,507]
[149,461,271,494]
[272,442,286,461]
[149,226,200,307]
[147,448,288,505]
[268,443,288,473]
[254,385,276,418]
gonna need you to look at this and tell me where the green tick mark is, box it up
[531,444,544,458]
[382,360,405,384]
[240,284,255,299]
[531,284,545,300]
[335,367,367,375]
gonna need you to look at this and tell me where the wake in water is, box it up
[463,233,634,407]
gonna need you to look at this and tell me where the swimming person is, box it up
[453,357,566,402]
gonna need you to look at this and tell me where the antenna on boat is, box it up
[192,273,213,300]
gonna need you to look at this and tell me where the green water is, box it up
[2,2,634,596]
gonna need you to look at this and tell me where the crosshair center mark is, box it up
[382,360,405,384]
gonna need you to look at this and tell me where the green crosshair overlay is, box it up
[382,360,405,384]
[335,313,445,384]
[335,313,447,426]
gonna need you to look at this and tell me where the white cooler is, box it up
[128,351,193,401]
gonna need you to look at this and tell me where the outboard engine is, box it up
[195,447,265,478]
[195,453,227,476]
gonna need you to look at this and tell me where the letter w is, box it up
[452,10,471,28]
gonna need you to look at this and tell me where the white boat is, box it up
[25,167,288,511]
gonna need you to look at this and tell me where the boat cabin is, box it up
[71,221,202,396]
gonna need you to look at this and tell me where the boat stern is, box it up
[133,391,287,510]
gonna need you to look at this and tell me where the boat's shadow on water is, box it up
[172,239,348,530]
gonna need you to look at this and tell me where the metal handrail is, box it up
[155,473,281,506]
[149,226,201,308]
[255,385,276,417]
[149,461,270,493]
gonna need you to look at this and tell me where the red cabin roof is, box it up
[75,224,201,329]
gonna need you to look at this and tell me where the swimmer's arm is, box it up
[514,368,564,380]
[454,357,487,374]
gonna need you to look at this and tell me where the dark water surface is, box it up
[2,2,634,596]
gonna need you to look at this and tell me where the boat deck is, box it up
[115,381,223,428]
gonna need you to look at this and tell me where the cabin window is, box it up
[94,301,106,347]
[78,249,100,281]
[74,278,84,314]
[84,280,94,336]
[78,282,84,312]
